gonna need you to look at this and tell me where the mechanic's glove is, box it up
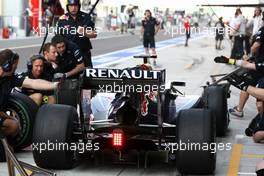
[53,73,67,79]
[227,72,254,91]
[52,82,60,90]
[214,56,236,65]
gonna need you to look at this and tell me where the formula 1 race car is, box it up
[31,55,231,175]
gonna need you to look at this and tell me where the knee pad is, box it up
[42,95,49,104]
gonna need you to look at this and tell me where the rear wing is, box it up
[81,68,166,91]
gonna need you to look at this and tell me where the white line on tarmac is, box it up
[238,172,256,175]
[7,44,42,50]
[4,33,134,50]
[94,34,207,68]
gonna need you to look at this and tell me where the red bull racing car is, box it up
[0,0,231,171]
[29,55,231,175]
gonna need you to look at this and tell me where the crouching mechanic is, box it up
[51,34,85,79]
[21,55,56,106]
[243,86,264,176]
[0,49,59,137]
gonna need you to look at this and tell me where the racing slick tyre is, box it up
[6,92,38,150]
[205,86,229,137]
[32,104,78,169]
[56,79,79,108]
[162,90,177,124]
[175,109,216,174]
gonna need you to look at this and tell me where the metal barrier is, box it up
[0,132,56,176]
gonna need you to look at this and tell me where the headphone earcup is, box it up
[3,61,12,72]
[27,61,32,71]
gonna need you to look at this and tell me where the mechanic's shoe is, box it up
[245,128,253,137]
[229,106,244,117]
[245,113,261,136]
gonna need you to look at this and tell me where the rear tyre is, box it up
[205,86,229,136]
[32,104,77,169]
[7,92,38,150]
[175,109,216,174]
[162,90,177,124]
[56,79,79,108]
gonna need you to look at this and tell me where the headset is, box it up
[0,52,18,72]
[27,54,46,71]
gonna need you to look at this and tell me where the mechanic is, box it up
[184,15,191,47]
[214,18,264,142]
[227,10,264,118]
[215,14,264,118]
[57,0,97,68]
[141,9,160,66]
[42,42,58,77]
[215,63,264,142]
[215,17,225,50]
[230,8,246,60]
[245,6,262,55]
[21,55,56,106]
[245,85,264,143]
[51,34,85,79]
[0,49,59,137]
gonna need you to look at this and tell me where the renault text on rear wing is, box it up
[82,68,166,92]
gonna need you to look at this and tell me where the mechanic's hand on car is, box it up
[227,72,254,91]
[53,73,67,79]
[214,56,236,65]
[242,54,256,63]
